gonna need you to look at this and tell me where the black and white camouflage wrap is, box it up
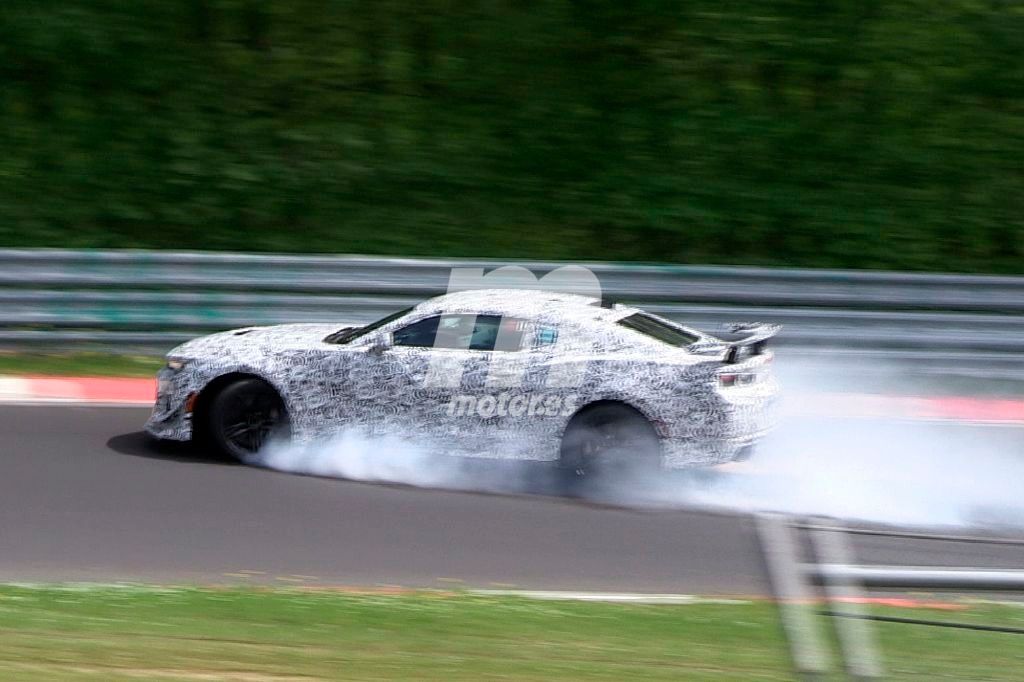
[146,290,779,468]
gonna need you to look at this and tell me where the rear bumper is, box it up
[661,388,780,469]
[662,431,769,468]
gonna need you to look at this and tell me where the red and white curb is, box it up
[0,375,154,406]
[784,392,1024,426]
[0,375,1022,425]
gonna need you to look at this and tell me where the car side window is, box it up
[391,314,527,351]
[392,316,441,348]
[535,325,559,347]
[472,315,527,351]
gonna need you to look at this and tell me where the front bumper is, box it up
[144,367,194,442]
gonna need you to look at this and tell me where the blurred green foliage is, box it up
[1,1,1022,271]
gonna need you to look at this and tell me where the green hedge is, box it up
[1,1,1022,272]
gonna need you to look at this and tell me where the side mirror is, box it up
[367,337,390,356]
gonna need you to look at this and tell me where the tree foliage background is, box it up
[1,1,1022,271]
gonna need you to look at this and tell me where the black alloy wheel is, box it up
[558,404,661,493]
[208,378,290,463]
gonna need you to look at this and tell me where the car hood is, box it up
[170,323,351,358]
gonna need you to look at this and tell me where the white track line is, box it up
[470,589,749,604]
[0,376,32,400]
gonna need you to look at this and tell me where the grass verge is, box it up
[0,586,1022,680]
[0,353,163,378]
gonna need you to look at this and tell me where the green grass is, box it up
[0,586,1022,680]
[0,353,163,378]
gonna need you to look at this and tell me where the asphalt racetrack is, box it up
[2,405,1023,593]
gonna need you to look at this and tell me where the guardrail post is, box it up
[755,513,831,679]
[809,522,883,680]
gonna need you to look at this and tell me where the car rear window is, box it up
[617,313,699,347]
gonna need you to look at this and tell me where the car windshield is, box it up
[324,307,412,344]
[617,312,699,347]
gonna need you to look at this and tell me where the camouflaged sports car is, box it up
[146,289,779,478]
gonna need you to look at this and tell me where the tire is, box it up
[558,404,661,492]
[206,378,290,464]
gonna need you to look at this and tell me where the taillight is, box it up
[718,350,772,388]
[718,371,761,388]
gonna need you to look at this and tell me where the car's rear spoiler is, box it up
[722,323,781,364]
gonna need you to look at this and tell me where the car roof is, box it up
[413,288,638,322]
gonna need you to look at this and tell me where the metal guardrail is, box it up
[1,249,1022,378]
[758,514,1024,680]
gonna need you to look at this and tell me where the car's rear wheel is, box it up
[558,404,661,493]
[207,378,290,464]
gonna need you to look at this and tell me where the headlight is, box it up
[166,358,189,371]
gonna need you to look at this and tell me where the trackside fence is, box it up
[1,249,1022,379]
[757,514,1024,680]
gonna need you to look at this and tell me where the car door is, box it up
[331,314,444,440]
[328,313,487,445]
[427,314,546,454]
[323,312,542,451]
[390,313,501,446]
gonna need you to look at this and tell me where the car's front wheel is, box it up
[558,403,661,493]
[207,378,290,464]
